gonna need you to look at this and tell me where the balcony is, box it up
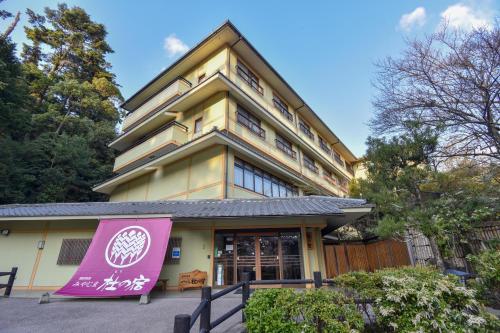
[113,121,188,172]
[236,111,266,139]
[299,123,314,141]
[275,139,297,159]
[236,64,264,95]
[322,172,337,186]
[346,163,354,176]
[121,77,191,132]
[303,159,319,174]
[319,141,332,155]
[333,152,344,167]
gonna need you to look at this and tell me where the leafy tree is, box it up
[371,26,500,161]
[350,124,450,268]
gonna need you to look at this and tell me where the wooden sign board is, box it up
[178,269,207,292]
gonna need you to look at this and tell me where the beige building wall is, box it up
[110,145,225,201]
[0,217,327,290]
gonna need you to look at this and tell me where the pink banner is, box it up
[56,218,172,297]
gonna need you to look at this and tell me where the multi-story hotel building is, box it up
[0,22,373,291]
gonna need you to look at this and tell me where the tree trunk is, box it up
[428,236,445,271]
[2,11,20,39]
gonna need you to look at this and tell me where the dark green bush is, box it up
[467,249,500,308]
[244,288,364,333]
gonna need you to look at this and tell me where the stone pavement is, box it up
[0,290,245,333]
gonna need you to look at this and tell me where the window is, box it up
[333,151,344,167]
[322,169,337,185]
[236,105,266,138]
[303,154,318,174]
[194,117,203,134]
[236,61,263,95]
[346,162,354,175]
[275,134,296,159]
[234,158,298,197]
[272,94,293,122]
[299,120,314,140]
[263,175,272,197]
[57,239,92,265]
[234,162,244,187]
[198,73,206,83]
[318,136,331,155]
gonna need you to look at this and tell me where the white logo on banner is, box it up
[105,226,151,268]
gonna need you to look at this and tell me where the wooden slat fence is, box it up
[324,239,411,278]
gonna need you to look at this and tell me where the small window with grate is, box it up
[164,237,183,264]
[57,239,92,265]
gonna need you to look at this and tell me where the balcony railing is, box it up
[122,77,191,131]
[272,97,293,122]
[299,123,314,141]
[333,152,344,166]
[113,121,188,171]
[237,111,266,139]
[236,65,264,95]
[275,139,297,159]
[322,172,337,186]
[303,159,319,174]
[346,163,354,176]
[319,141,332,155]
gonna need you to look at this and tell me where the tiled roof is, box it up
[0,196,371,219]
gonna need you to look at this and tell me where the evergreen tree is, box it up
[0,3,123,203]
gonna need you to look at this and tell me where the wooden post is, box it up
[4,267,17,297]
[313,271,322,289]
[173,314,191,333]
[200,286,212,332]
[241,272,251,322]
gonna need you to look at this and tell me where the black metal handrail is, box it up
[173,271,324,333]
[236,111,266,139]
[275,139,297,159]
[236,65,264,95]
[0,267,17,297]
[299,123,314,140]
[272,97,293,122]
[304,159,319,174]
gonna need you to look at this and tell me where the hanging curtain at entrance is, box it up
[55,217,172,297]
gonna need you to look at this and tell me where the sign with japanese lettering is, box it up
[55,217,172,297]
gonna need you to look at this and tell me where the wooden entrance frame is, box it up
[213,229,304,286]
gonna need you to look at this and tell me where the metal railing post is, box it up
[313,271,322,289]
[241,272,251,322]
[4,267,17,297]
[173,314,191,333]
[200,286,211,332]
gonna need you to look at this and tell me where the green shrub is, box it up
[244,288,364,333]
[468,249,500,308]
[335,266,497,332]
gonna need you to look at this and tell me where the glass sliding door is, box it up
[280,232,303,279]
[213,230,304,286]
[236,235,256,281]
[259,236,280,280]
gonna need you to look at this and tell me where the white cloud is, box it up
[163,34,189,58]
[440,2,495,31]
[399,7,427,31]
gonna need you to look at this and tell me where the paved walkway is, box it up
[0,290,245,333]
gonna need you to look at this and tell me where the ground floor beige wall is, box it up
[0,218,327,290]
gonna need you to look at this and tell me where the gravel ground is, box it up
[0,295,245,333]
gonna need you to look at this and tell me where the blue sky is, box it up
[1,0,498,157]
